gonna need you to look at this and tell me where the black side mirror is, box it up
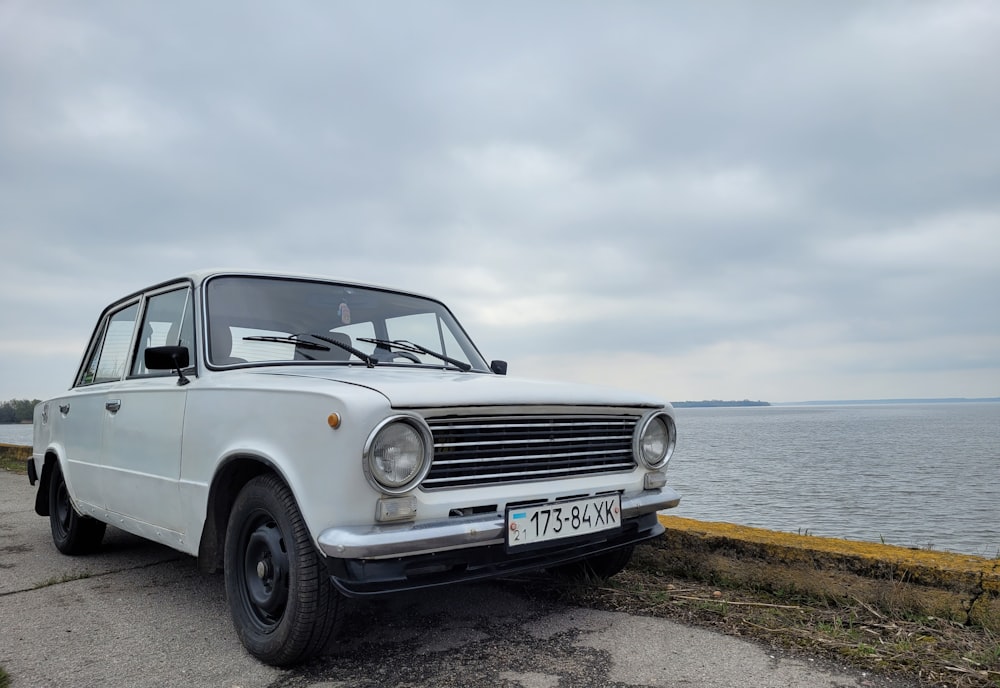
[490,360,508,375]
[146,345,190,370]
[145,346,191,386]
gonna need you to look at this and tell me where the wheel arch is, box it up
[198,453,291,574]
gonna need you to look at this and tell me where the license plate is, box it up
[506,494,621,548]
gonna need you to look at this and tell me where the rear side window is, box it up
[78,303,140,386]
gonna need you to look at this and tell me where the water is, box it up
[0,424,32,445]
[5,404,999,557]
[666,403,1000,558]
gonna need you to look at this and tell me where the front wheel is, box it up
[224,474,344,666]
[49,462,106,555]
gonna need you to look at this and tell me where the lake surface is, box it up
[0,424,32,445]
[667,403,1000,557]
[5,403,998,557]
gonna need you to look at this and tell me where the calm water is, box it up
[667,403,1000,557]
[5,403,999,556]
[0,424,32,445]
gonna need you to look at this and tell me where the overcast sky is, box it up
[2,2,999,404]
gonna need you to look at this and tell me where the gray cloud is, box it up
[2,1,998,402]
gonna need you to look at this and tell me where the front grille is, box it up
[422,414,639,489]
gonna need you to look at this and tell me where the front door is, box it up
[98,286,194,535]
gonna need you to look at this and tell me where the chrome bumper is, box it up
[317,487,681,560]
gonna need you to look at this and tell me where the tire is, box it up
[49,462,106,555]
[224,474,344,666]
[550,544,635,582]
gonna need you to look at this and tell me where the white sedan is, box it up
[30,270,680,666]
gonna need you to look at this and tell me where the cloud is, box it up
[1,1,999,402]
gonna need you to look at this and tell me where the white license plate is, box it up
[506,494,621,548]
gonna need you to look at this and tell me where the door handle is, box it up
[105,399,122,413]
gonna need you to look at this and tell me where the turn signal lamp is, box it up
[644,471,667,490]
[376,496,417,522]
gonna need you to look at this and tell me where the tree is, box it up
[0,399,41,423]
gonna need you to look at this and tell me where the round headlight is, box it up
[364,417,432,494]
[636,412,676,468]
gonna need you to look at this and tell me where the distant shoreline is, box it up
[777,397,1000,406]
[672,400,770,408]
[672,397,1000,408]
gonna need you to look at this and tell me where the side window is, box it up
[132,288,195,376]
[79,303,140,386]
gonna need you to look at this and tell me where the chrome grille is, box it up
[422,415,639,489]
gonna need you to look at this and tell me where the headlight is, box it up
[364,416,433,494]
[635,411,676,469]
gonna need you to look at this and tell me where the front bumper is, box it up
[317,486,680,559]
[318,487,680,596]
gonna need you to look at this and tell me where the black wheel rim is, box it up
[238,512,289,630]
[54,478,71,538]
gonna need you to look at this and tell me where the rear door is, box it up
[61,301,141,510]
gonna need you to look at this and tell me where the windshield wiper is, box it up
[242,335,327,350]
[242,334,377,367]
[358,338,472,372]
[301,333,377,368]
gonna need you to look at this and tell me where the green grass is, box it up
[0,455,27,473]
[0,444,29,474]
[0,664,9,688]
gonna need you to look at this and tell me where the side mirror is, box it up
[490,360,508,375]
[145,345,190,370]
[145,346,191,386]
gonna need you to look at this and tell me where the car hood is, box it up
[255,366,666,410]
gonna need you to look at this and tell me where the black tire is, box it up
[224,474,344,666]
[49,462,106,555]
[550,544,635,582]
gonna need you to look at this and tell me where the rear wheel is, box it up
[550,544,635,581]
[48,462,106,554]
[224,474,344,666]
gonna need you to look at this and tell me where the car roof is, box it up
[135,269,437,302]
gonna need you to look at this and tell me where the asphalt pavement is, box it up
[0,469,914,688]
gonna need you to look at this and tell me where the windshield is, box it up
[203,275,489,371]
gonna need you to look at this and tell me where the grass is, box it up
[0,444,29,474]
[526,543,1000,688]
[0,665,8,688]
[31,572,94,590]
[0,455,27,474]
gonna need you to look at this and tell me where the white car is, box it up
[30,270,680,666]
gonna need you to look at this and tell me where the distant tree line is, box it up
[0,399,41,423]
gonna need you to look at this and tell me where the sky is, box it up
[2,2,999,404]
